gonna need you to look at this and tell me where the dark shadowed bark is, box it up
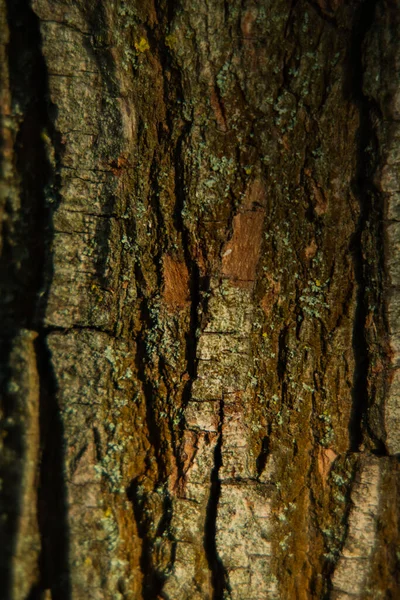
[1,0,400,598]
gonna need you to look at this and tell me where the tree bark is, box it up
[1,0,399,599]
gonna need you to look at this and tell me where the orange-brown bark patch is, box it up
[261,276,282,317]
[317,0,343,13]
[305,238,318,260]
[318,446,338,486]
[242,177,267,211]
[310,179,328,215]
[162,255,189,309]
[210,86,227,132]
[241,9,256,38]
[222,210,265,287]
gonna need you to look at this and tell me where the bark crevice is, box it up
[35,334,71,600]
[347,0,383,454]
[126,477,171,600]
[2,0,70,597]
[131,294,173,598]
[204,396,230,600]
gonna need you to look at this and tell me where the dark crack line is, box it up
[145,0,204,501]
[126,476,172,600]
[131,289,173,600]
[323,1,381,595]
[155,0,206,490]
[204,395,231,600]
[124,8,181,590]
[2,0,70,598]
[256,428,271,479]
[347,0,382,454]
[35,334,71,600]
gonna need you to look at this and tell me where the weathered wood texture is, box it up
[1,0,399,598]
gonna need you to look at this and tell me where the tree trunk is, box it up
[1,0,399,598]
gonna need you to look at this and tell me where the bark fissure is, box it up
[153,0,202,490]
[204,396,230,600]
[35,334,71,600]
[126,477,170,600]
[3,0,53,331]
[132,294,173,599]
[2,1,70,598]
[256,434,270,479]
[348,0,382,453]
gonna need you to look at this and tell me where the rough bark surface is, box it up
[1,0,399,599]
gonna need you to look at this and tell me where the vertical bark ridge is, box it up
[362,0,400,457]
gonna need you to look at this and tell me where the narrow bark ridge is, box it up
[30,0,143,595]
[331,456,382,599]
[362,0,400,456]
[328,1,400,596]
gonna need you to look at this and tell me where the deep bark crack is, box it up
[2,0,70,598]
[204,395,230,600]
[131,291,173,599]
[35,334,71,600]
[347,0,382,454]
